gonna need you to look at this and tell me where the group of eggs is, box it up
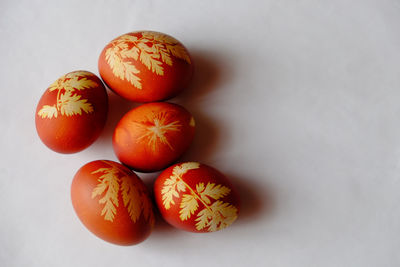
[35,31,240,245]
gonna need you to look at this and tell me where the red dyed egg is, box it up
[35,71,108,153]
[113,102,195,172]
[71,160,155,245]
[98,31,193,102]
[154,162,240,233]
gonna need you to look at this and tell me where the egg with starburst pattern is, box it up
[113,102,195,172]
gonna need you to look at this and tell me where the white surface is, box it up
[1,0,400,266]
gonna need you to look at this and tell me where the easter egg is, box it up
[154,162,240,233]
[98,31,193,102]
[71,160,155,245]
[113,102,195,172]
[35,71,108,153]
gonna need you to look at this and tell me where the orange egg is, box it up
[71,160,155,245]
[154,162,240,233]
[113,102,195,172]
[35,71,108,153]
[98,31,193,102]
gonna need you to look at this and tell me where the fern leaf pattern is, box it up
[197,182,231,204]
[65,76,97,91]
[59,92,93,116]
[38,71,97,119]
[91,167,120,222]
[91,161,153,224]
[179,194,199,221]
[162,162,200,209]
[105,44,142,89]
[105,31,191,89]
[161,162,238,232]
[120,175,141,223]
[37,105,58,119]
[195,201,238,232]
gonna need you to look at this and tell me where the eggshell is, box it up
[98,31,193,102]
[71,160,155,245]
[154,162,240,233]
[113,102,195,172]
[35,71,108,153]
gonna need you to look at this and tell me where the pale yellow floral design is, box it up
[161,162,238,232]
[105,31,191,89]
[38,71,96,119]
[91,161,154,224]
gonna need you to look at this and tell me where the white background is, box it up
[1,0,400,266]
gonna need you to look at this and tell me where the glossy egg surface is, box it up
[71,160,155,245]
[35,70,108,153]
[154,162,240,233]
[98,31,193,102]
[113,102,195,172]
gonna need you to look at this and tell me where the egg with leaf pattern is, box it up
[71,160,155,245]
[35,70,108,153]
[98,31,193,102]
[154,162,240,233]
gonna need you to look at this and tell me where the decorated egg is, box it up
[154,162,240,233]
[98,31,193,102]
[113,102,195,172]
[71,160,155,245]
[35,71,108,153]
